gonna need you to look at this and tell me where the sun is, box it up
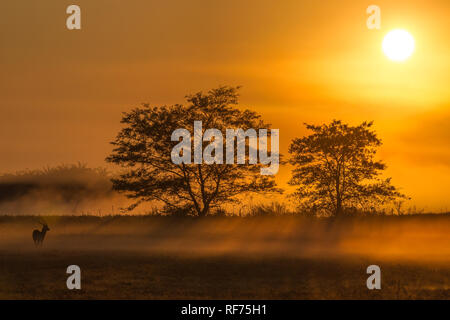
[382,29,415,62]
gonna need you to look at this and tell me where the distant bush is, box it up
[0,163,117,215]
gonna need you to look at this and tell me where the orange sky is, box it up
[1,0,449,211]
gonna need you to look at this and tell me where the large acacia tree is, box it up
[289,120,406,216]
[106,86,281,216]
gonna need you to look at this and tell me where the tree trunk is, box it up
[335,197,343,216]
[199,204,210,217]
[335,173,342,216]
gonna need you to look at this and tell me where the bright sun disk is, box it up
[382,29,415,62]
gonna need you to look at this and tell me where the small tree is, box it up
[289,120,406,216]
[106,86,281,216]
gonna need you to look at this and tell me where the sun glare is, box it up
[382,29,415,62]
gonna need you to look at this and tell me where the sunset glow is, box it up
[1,0,450,304]
[1,0,449,211]
[382,29,415,61]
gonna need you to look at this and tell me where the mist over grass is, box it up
[1,214,449,299]
[1,214,449,261]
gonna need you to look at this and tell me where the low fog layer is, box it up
[1,215,449,262]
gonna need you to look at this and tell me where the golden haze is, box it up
[0,0,449,210]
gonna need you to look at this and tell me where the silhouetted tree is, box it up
[106,86,281,216]
[289,120,406,216]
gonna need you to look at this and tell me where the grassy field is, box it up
[0,215,449,299]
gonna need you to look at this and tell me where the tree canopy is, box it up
[106,86,281,216]
[289,120,406,216]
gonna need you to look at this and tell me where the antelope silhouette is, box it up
[32,222,50,247]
